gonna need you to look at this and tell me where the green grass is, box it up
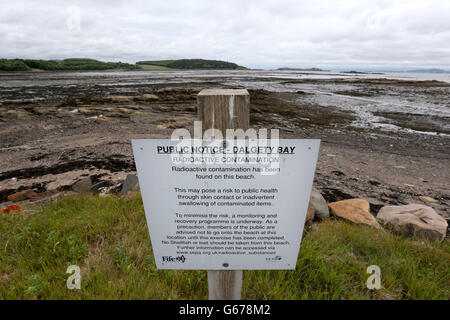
[0,194,448,299]
[138,64,171,70]
[137,60,174,67]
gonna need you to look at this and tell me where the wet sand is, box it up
[0,71,448,222]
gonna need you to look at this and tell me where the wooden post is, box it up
[207,270,243,300]
[197,88,250,300]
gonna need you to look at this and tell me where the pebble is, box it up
[419,196,438,203]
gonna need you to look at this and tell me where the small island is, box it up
[277,67,325,71]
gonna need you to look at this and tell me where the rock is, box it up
[6,109,28,118]
[309,188,329,219]
[99,183,122,197]
[305,201,315,225]
[29,191,63,204]
[91,180,113,192]
[120,174,140,196]
[328,199,381,229]
[7,189,36,202]
[107,95,135,103]
[142,93,159,100]
[377,204,447,241]
[72,177,93,193]
[306,201,316,224]
[95,116,111,123]
[29,189,58,201]
[419,196,438,204]
[78,107,97,115]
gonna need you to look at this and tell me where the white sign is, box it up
[132,139,320,270]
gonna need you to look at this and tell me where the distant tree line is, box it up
[136,59,245,70]
[0,59,31,71]
[0,58,246,71]
[0,58,139,71]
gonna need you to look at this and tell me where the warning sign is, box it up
[132,139,320,270]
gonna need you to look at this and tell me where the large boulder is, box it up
[310,188,329,219]
[328,199,381,229]
[377,204,447,242]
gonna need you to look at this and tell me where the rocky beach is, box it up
[0,69,449,229]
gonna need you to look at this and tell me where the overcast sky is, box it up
[1,0,450,70]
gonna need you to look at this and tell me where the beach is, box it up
[0,70,449,222]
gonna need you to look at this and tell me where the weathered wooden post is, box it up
[197,88,250,300]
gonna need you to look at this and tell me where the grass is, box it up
[138,64,171,70]
[0,193,448,299]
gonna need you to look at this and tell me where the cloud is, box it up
[0,0,449,69]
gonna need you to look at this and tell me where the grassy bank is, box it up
[0,194,448,299]
[138,64,171,70]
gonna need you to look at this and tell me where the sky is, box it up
[1,0,450,70]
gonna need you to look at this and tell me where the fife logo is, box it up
[162,255,186,263]
[266,256,282,262]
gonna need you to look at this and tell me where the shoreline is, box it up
[0,75,448,224]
